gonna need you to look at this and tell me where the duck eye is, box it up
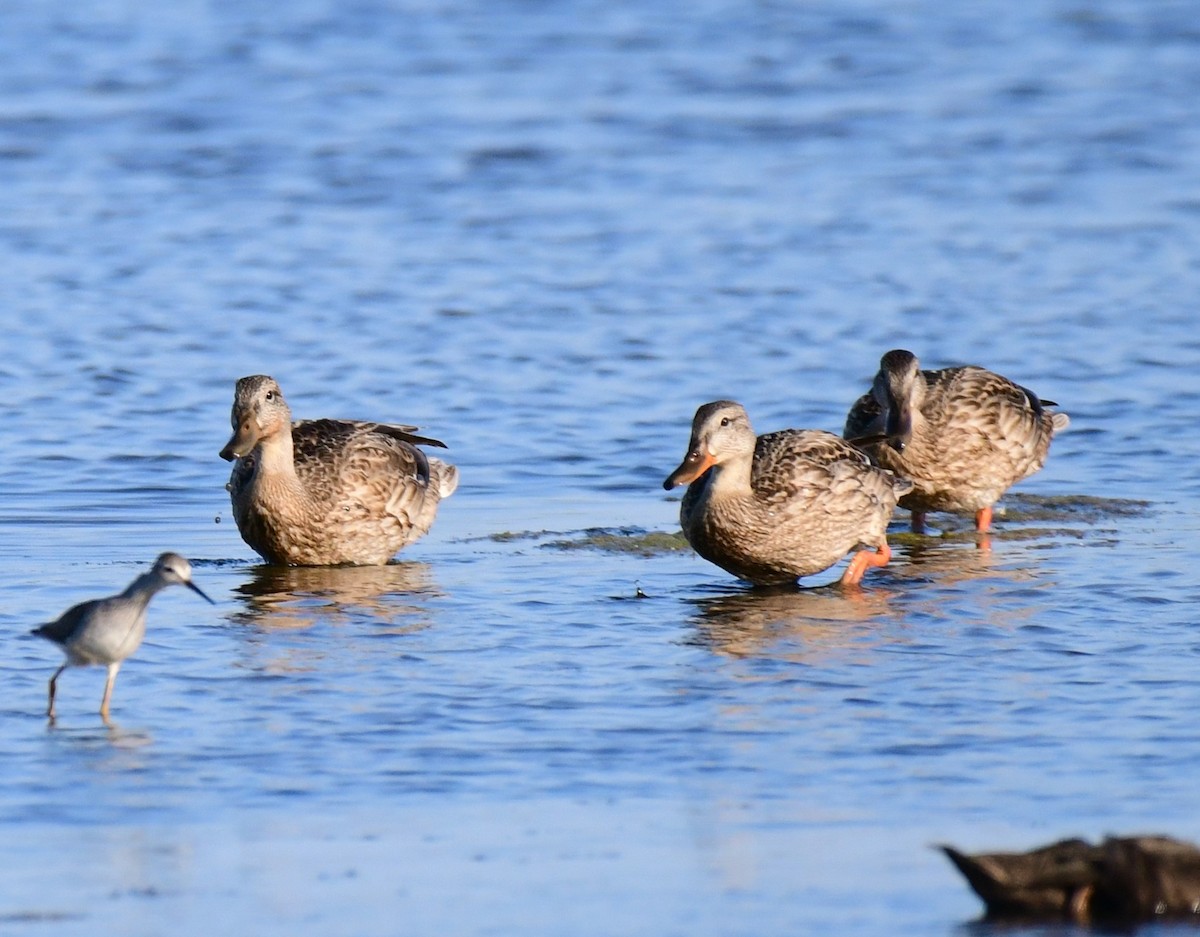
[719,417,731,427]
[265,391,275,401]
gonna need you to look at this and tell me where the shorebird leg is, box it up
[99,661,121,723]
[841,541,892,586]
[47,664,65,720]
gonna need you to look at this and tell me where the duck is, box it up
[942,835,1200,923]
[663,400,912,586]
[844,350,1069,533]
[219,375,458,566]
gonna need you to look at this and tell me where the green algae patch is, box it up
[999,493,1151,524]
[485,529,556,543]
[468,526,690,556]
[476,495,1147,556]
[887,493,1151,544]
[543,527,690,556]
[893,525,1087,546]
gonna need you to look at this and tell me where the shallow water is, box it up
[3,1,1200,934]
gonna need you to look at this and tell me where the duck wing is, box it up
[293,418,446,453]
[751,430,872,500]
[843,392,885,442]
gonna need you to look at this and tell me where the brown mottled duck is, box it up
[663,400,912,587]
[844,349,1069,533]
[219,375,458,566]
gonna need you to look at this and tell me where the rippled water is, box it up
[3,2,1200,934]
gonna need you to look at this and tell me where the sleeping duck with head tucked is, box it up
[220,375,458,566]
[844,350,1069,534]
[663,400,912,587]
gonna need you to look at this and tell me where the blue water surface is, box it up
[2,1,1200,934]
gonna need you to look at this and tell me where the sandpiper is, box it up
[31,552,214,722]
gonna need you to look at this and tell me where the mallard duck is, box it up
[219,375,458,566]
[943,835,1200,922]
[844,350,1069,532]
[31,553,214,722]
[663,400,912,586]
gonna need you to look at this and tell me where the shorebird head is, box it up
[152,552,215,604]
[219,375,292,461]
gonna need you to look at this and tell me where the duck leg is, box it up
[841,541,892,586]
[975,506,993,532]
[911,511,927,534]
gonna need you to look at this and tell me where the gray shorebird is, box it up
[31,552,214,722]
[663,400,912,587]
[845,350,1069,533]
[219,375,459,566]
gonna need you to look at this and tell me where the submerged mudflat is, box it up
[511,493,1150,558]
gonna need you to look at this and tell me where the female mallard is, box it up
[844,350,1069,533]
[663,400,912,587]
[219,375,458,566]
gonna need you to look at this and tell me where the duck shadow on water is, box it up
[229,561,440,633]
[895,535,1007,586]
[889,492,1150,558]
[685,583,900,659]
[890,525,1078,598]
[685,527,1078,658]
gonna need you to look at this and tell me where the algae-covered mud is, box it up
[887,493,1153,546]
[485,527,690,556]
[520,494,1151,557]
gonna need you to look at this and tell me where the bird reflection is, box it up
[899,536,998,582]
[896,533,1051,587]
[687,523,1065,659]
[688,584,897,659]
[230,561,439,632]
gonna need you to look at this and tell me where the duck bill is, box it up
[219,420,260,461]
[884,400,913,452]
[663,450,716,489]
[186,580,216,605]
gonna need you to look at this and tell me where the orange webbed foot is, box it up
[841,541,892,586]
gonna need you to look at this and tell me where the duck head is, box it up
[663,400,756,489]
[873,349,922,452]
[219,375,293,461]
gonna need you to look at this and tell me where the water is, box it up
[2,1,1200,933]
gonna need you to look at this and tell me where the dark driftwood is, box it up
[942,836,1200,923]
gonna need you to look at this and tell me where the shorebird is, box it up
[31,552,214,722]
